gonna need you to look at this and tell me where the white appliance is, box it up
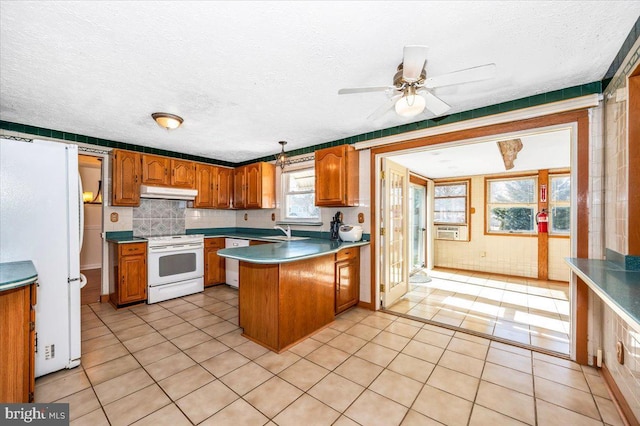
[338,224,363,242]
[0,138,84,377]
[147,234,204,303]
[225,238,249,288]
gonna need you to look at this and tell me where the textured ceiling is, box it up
[1,1,638,163]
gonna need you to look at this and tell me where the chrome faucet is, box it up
[274,225,291,238]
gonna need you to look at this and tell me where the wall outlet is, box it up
[480,251,486,257]
[110,212,119,222]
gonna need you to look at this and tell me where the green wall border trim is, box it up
[1,81,600,168]
[604,15,640,81]
[0,120,235,168]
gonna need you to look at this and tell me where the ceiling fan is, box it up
[338,45,496,120]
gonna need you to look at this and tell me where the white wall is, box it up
[548,237,570,281]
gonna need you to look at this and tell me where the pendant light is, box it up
[275,141,287,170]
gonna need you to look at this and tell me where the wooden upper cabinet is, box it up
[233,165,247,209]
[195,164,216,208]
[234,162,275,209]
[112,149,141,206]
[315,145,359,207]
[216,167,233,209]
[171,159,195,188]
[246,162,275,209]
[141,154,169,185]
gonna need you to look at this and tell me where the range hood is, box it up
[140,185,198,200]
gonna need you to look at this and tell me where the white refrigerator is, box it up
[0,138,84,377]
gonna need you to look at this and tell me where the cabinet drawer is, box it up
[205,237,225,249]
[119,243,147,256]
[336,247,358,261]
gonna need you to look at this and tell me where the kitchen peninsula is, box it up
[218,238,368,352]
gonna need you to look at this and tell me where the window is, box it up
[434,181,468,225]
[487,176,537,234]
[549,174,570,235]
[282,168,320,221]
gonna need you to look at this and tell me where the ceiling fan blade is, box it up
[421,90,451,116]
[338,86,395,95]
[424,63,496,89]
[402,45,428,82]
[367,94,402,120]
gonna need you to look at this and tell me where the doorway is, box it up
[374,121,583,358]
[78,154,104,305]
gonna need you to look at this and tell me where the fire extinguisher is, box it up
[536,209,548,233]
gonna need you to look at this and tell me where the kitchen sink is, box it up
[268,236,310,241]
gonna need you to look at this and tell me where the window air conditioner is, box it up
[436,226,460,240]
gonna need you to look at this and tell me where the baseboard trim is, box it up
[357,300,375,311]
[602,362,639,426]
[100,294,109,303]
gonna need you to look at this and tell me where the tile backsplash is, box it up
[133,199,186,236]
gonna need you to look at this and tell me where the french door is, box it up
[380,159,409,308]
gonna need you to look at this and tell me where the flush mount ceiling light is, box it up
[151,112,184,130]
[394,86,426,118]
[275,141,288,170]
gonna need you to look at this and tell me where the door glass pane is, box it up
[389,171,404,290]
[410,185,425,272]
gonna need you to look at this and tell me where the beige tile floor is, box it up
[36,285,624,425]
[387,268,571,355]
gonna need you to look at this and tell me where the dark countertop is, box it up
[565,257,640,333]
[105,236,148,244]
[0,260,38,292]
[218,238,369,264]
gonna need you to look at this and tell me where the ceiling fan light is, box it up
[152,112,184,130]
[395,93,426,117]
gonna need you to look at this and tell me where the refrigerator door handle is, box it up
[79,273,87,289]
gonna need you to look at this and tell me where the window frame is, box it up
[548,173,571,237]
[280,166,321,223]
[434,179,470,226]
[485,174,538,236]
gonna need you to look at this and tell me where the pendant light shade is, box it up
[152,112,184,130]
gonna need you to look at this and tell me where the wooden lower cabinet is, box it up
[204,238,225,287]
[0,282,36,402]
[109,242,147,307]
[335,247,360,314]
[239,254,335,352]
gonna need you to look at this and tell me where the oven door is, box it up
[148,243,204,287]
